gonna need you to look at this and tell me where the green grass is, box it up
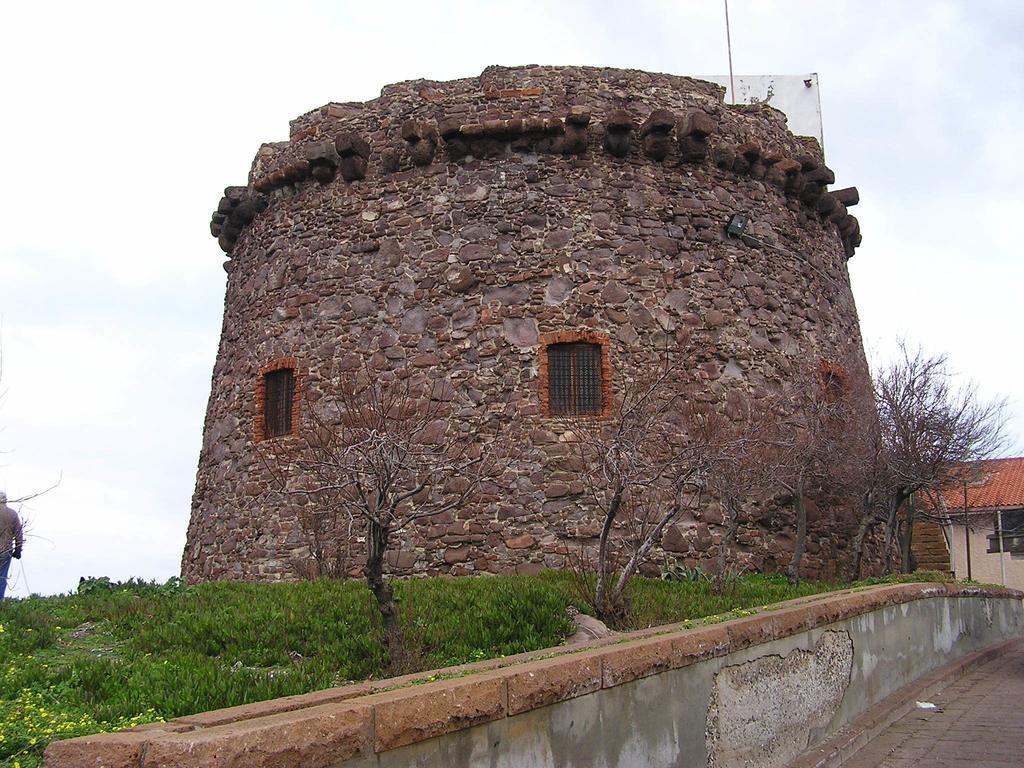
[624,573,834,628]
[0,574,573,767]
[0,570,935,767]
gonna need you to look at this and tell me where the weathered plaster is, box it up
[706,630,853,768]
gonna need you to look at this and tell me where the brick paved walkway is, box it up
[843,640,1024,767]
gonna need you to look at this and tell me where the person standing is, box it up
[0,491,24,600]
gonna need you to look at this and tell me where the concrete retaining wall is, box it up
[45,583,1023,768]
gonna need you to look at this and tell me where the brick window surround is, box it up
[254,357,302,441]
[538,330,613,418]
[817,358,849,403]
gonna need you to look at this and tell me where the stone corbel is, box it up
[334,132,371,181]
[210,187,268,254]
[677,109,715,162]
[563,107,591,155]
[639,109,675,160]
[401,120,439,166]
[603,110,634,158]
[304,140,340,183]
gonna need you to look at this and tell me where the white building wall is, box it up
[948,521,1024,589]
[699,74,824,148]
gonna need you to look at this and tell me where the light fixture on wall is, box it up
[726,213,749,238]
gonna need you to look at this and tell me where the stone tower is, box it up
[183,65,867,583]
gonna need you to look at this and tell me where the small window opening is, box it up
[263,368,295,438]
[548,342,603,416]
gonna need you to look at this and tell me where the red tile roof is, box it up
[937,457,1024,511]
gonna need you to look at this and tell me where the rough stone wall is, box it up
[183,65,871,584]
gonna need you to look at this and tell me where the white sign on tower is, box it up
[700,74,825,151]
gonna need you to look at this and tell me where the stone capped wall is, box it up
[43,585,1024,768]
[183,65,870,584]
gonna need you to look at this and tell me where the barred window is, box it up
[263,368,295,438]
[547,342,603,416]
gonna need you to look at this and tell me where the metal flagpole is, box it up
[997,510,1007,587]
[724,0,736,104]
[964,477,972,581]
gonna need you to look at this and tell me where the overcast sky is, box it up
[1,1,1021,597]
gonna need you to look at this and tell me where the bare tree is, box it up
[760,360,860,585]
[845,407,893,581]
[289,499,355,580]
[781,356,897,583]
[875,345,1007,573]
[566,362,706,625]
[261,369,503,659]
[690,393,782,593]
